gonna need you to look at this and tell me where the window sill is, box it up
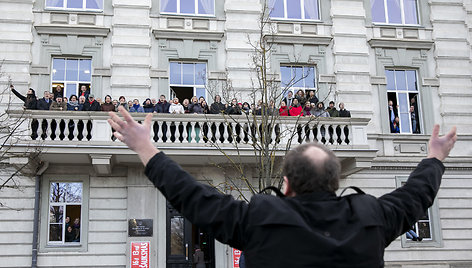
[45,8,103,13]
[159,12,216,19]
[270,18,323,24]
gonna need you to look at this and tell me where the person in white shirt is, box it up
[169,97,185,114]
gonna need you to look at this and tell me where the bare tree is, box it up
[202,3,334,201]
[0,69,42,209]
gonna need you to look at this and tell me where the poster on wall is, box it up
[131,241,150,268]
[233,248,241,268]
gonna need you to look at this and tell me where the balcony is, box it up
[6,110,376,176]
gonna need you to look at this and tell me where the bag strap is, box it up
[339,186,365,196]
[259,186,286,198]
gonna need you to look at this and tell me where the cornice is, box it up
[34,24,110,37]
[152,29,224,41]
[368,38,434,50]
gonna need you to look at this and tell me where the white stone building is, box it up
[0,0,471,267]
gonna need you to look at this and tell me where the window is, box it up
[169,62,207,101]
[161,0,215,16]
[385,69,421,134]
[269,0,320,20]
[48,182,83,245]
[396,177,442,247]
[51,58,92,99]
[280,65,316,96]
[45,0,103,11]
[371,0,419,25]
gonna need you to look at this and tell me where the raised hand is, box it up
[427,124,457,161]
[108,106,159,165]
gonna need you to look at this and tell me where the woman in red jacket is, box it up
[288,98,303,116]
[279,100,289,116]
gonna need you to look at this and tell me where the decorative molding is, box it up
[152,29,224,41]
[422,77,439,87]
[319,74,336,84]
[92,68,111,77]
[368,38,434,50]
[370,76,386,85]
[30,65,49,75]
[265,34,332,46]
[150,69,167,79]
[35,24,110,37]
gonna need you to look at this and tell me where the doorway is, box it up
[166,202,215,268]
[171,86,194,103]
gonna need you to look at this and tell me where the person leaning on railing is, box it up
[49,95,67,111]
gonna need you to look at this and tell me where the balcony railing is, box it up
[7,110,370,148]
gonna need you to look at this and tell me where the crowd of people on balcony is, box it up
[10,85,351,118]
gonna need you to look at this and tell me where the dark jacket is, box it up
[339,109,351,117]
[143,99,154,113]
[210,102,226,114]
[145,153,445,268]
[83,100,101,111]
[12,88,37,110]
[101,102,116,112]
[225,105,241,115]
[189,103,204,114]
[156,101,170,113]
[67,101,80,111]
[37,98,52,110]
[327,107,339,117]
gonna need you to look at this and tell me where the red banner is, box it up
[233,248,241,268]
[131,241,150,268]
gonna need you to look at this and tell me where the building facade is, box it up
[0,0,471,267]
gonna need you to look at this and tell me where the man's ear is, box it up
[283,176,295,197]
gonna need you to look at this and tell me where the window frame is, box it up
[280,65,317,97]
[396,176,443,248]
[168,61,208,101]
[47,182,83,245]
[160,0,216,17]
[44,0,104,12]
[51,57,92,100]
[385,69,422,134]
[40,175,89,252]
[268,0,321,22]
[370,0,421,26]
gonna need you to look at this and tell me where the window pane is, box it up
[304,0,319,20]
[198,0,214,15]
[161,0,177,12]
[49,224,63,242]
[66,59,79,81]
[406,70,417,91]
[182,63,194,85]
[395,70,406,90]
[170,216,184,255]
[280,66,291,88]
[66,83,77,99]
[196,87,206,100]
[195,64,206,85]
[371,0,386,23]
[67,0,83,9]
[287,0,302,19]
[304,67,315,88]
[293,67,303,87]
[86,0,103,9]
[65,183,83,202]
[404,0,418,24]
[46,0,64,8]
[52,58,66,81]
[269,0,284,18]
[386,0,402,24]
[79,60,92,82]
[385,70,395,90]
[398,93,411,133]
[49,206,64,223]
[50,183,66,202]
[170,62,181,84]
[418,222,431,238]
[181,0,195,14]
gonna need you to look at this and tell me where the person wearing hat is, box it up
[10,84,37,110]
[49,95,67,111]
[83,94,101,111]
